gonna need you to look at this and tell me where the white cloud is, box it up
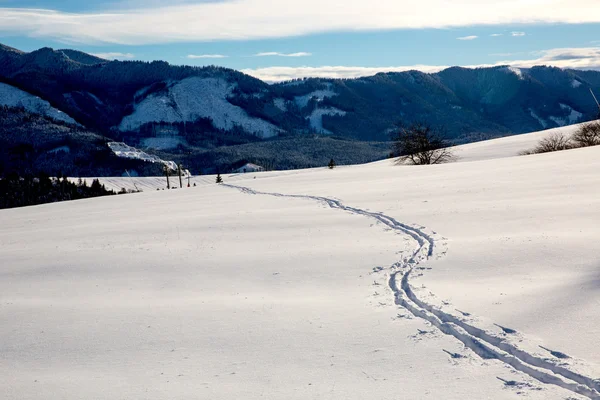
[241,65,449,82]
[1,1,599,44]
[187,54,228,59]
[90,52,134,59]
[242,47,600,82]
[457,35,478,40]
[501,46,600,69]
[490,33,503,37]
[254,52,312,57]
[511,31,526,36]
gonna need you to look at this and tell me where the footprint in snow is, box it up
[494,323,517,334]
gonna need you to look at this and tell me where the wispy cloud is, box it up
[511,31,526,37]
[187,54,228,59]
[1,1,599,45]
[242,46,600,81]
[90,52,134,60]
[520,47,600,66]
[254,52,312,57]
[490,33,503,37]
[457,35,478,40]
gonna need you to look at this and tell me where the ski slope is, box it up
[2,124,600,399]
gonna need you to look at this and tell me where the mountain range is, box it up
[1,43,599,176]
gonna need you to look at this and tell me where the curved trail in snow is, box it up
[223,183,600,399]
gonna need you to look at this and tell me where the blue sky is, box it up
[1,0,599,81]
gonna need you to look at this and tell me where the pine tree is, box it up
[216,173,223,184]
[328,158,336,169]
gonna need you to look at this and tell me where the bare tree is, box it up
[392,122,455,165]
[571,121,600,147]
[521,132,573,155]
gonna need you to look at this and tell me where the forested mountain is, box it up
[1,43,599,176]
[0,106,163,177]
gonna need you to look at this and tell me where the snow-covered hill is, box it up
[96,122,594,191]
[119,77,281,138]
[2,124,600,399]
[450,121,588,162]
[107,142,178,171]
[0,82,77,124]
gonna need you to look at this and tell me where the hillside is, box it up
[0,82,77,124]
[1,44,599,143]
[2,43,600,176]
[2,127,599,399]
[0,107,163,177]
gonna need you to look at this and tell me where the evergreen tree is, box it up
[216,173,223,184]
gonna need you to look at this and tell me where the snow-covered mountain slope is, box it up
[308,107,346,134]
[118,77,281,138]
[0,82,77,124]
[2,126,600,399]
[108,142,178,171]
[293,87,336,109]
[551,103,583,126]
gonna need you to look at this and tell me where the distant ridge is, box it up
[59,49,107,65]
[1,42,600,176]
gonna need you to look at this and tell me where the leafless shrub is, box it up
[571,121,600,148]
[530,132,573,154]
[521,121,600,156]
[392,123,455,165]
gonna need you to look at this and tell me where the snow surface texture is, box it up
[452,122,585,162]
[2,123,600,399]
[107,142,178,171]
[118,77,281,138]
[0,82,77,124]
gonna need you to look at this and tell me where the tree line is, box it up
[0,174,117,209]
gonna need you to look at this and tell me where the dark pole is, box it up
[178,164,183,188]
[591,89,600,118]
[164,165,170,189]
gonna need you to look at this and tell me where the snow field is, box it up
[1,186,540,400]
[2,122,600,399]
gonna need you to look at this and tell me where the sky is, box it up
[1,0,600,81]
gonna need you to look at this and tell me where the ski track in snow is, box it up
[224,183,600,399]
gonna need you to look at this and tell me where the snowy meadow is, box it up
[1,123,600,399]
